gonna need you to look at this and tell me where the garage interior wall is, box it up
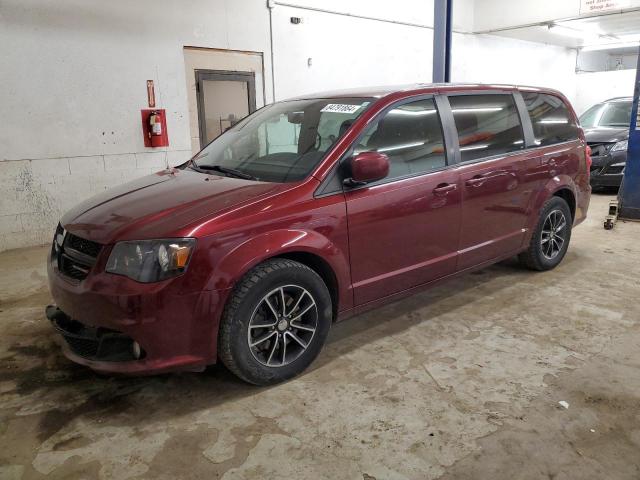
[0,0,273,252]
[574,69,638,114]
[0,0,635,251]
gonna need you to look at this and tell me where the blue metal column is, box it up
[619,49,640,219]
[433,0,453,83]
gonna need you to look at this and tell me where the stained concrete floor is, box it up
[1,193,639,480]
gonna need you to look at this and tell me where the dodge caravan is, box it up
[46,84,591,385]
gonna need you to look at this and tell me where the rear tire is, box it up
[218,258,332,385]
[519,196,572,271]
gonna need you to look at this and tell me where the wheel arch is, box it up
[552,187,576,222]
[276,251,340,320]
[209,229,350,319]
[524,176,578,243]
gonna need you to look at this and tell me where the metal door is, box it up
[195,70,257,148]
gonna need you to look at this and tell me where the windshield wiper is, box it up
[193,164,259,181]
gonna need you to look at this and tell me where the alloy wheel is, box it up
[541,209,567,260]
[247,285,318,367]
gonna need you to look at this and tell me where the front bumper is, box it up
[590,172,623,188]
[590,150,626,188]
[47,250,230,375]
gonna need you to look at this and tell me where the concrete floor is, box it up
[1,193,639,480]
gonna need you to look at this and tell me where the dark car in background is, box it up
[580,97,632,190]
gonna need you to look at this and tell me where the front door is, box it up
[446,93,540,270]
[344,97,462,306]
[195,70,257,148]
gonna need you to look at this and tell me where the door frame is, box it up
[195,69,257,148]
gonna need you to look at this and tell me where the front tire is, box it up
[218,258,332,385]
[519,196,572,271]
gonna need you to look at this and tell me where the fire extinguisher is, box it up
[148,110,163,147]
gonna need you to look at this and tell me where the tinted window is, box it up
[354,98,447,180]
[522,92,579,146]
[449,94,524,162]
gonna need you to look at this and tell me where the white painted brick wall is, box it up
[104,154,136,171]
[0,214,22,235]
[0,150,191,252]
[69,156,105,174]
[135,152,168,170]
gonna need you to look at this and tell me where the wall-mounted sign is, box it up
[580,0,640,14]
[147,80,156,108]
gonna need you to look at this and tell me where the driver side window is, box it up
[355,98,447,181]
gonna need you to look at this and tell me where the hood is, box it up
[61,169,292,244]
[584,126,629,144]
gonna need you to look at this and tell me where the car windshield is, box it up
[190,97,373,182]
[579,101,632,128]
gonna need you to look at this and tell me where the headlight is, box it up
[106,238,196,282]
[611,140,628,152]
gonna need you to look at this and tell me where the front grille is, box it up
[51,224,103,281]
[47,306,144,362]
[60,254,91,280]
[66,234,102,258]
[66,335,100,357]
[587,142,614,157]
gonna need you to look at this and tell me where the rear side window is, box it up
[449,94,524,162]
[354,98,447,180]
[522,92,578,146]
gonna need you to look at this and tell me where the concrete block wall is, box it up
[0,150,190,251]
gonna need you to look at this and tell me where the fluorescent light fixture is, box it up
[452,107,503,113]
[548,23,600,43]
[549,24,588,39]
[378,141,425,153]
[581,41,640,51]
[460,144,489,151]
[389,109,437,116]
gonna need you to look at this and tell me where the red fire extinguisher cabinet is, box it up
[141,109,169,147]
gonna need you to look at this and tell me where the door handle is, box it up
[465,176,487,187]
[433,183,457,195]
[465,170,508,187]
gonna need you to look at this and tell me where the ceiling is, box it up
[485,9,640,51]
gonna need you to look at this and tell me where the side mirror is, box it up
[344,151,390,187]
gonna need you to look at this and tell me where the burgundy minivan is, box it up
[47,84,591,385]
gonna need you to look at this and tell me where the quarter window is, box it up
[522,92,578,146]
[449,94,524,162]
[354,98,447,181]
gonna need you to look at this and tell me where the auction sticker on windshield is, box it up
[321,104,362,114]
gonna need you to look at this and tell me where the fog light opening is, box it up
[132,341,143,360]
